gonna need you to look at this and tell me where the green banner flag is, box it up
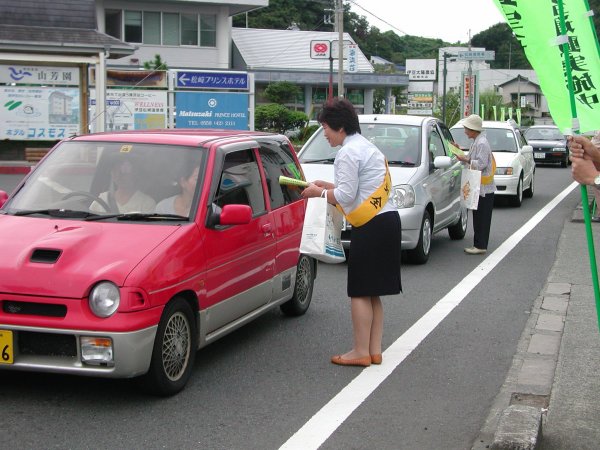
[481,104,485,119]
[500,107,506,121]
[508,107,513,119]
[493,0,600,134]
[516,108,522,125]
[492,105,497,121]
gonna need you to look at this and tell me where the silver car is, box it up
[299,114,467,264]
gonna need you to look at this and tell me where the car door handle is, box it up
[262,223,273,237]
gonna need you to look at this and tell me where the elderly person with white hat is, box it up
[455,114,496,255]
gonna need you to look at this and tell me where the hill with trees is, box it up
[234,0,600,69]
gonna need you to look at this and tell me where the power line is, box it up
[347,0,408,36]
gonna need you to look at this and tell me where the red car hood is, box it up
[0,216,180,298]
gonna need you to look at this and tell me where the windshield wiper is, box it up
[14,209,95,218]
[302,158,336,164]
[86,212,188,222]
[387,160,416,167]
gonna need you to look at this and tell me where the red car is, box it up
[0,129,315,395]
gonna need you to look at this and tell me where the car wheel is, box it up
[524,170,535,198]
[280,254,314,316]
[406,210,431,264]
[448,206,468,240]
[510,177,523,207]
[141,297,197,396]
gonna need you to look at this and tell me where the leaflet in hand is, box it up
[279,175,309,187]
[449,142,465,157]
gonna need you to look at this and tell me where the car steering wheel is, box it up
[62,191,112,212]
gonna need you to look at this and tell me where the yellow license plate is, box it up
[0,330,13,364]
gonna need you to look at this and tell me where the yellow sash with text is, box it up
[336,163,392,227]
[481,155,496,185]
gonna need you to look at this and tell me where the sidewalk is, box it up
[473,205,600,449]
[0,160,34,174]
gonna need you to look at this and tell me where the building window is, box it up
[181,13,198,46]
[143,12,161,45]
[125,11,143,43]
[162,13,180,45]
[200,15,216,47]
[112,10,216,48]
[105,10,122,39]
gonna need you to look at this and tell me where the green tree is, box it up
[478,89,504,121]
[264,81,301,104]
[472,23,530,69]
[434,91,460,127]
[255,104,308,134]
[143,54,168,70]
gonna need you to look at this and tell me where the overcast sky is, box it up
[348,0,506,43]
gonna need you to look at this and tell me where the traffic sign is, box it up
[457,50,495,61]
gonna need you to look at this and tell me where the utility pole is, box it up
[336,0,344,98]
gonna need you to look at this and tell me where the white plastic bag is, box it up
[300,197,346,264]
[460,168,481,210]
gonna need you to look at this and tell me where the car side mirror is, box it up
[207,203,252,228]
[433,155,452,169]
[0,190,7,208]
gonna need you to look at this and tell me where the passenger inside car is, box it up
[155,164,200,217]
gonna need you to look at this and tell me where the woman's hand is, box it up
[301,182,327,199]
[456,154,469,163]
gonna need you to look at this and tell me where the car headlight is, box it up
[390,184,415,208]
[89,282,120,318]
[495,167,514,175]
[552,147,566,152]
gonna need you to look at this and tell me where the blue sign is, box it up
[176,71,248,90]
[175,92,249,130]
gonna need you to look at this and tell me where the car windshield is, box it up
[300,123,421,165]
[524,128,564,140]
[3,141,206,220]
[450,128,518,153]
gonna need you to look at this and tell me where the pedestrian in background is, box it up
[301,97,401,367]
[455,114,496,255]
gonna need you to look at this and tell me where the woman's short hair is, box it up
[317,97,361,135]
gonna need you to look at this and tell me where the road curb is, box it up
[472,214,575,449]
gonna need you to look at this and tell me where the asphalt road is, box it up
[0,166,580,450]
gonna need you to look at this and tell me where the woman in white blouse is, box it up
[302,98,401,367]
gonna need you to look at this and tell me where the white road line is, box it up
[280,182,579,450]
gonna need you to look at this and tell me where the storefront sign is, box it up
[0,86,79,140]
[0,65,79,86]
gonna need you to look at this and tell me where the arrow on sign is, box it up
[178,73,190,85]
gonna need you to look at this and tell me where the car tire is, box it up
[280,254,314,316]
[524,170,535,198]
[406,210,431,264]
[141,297,197,396]
[510,176,523,207]
[448,206,468,240]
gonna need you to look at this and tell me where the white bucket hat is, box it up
[463,114,483,132]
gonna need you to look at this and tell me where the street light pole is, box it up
[337,0,344,98]
[442,52,449,124]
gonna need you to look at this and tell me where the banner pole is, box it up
[557,0,600,331]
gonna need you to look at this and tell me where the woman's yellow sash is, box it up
[336,163,392,227]
[481,155,496,185]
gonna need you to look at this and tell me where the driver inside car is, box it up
[90,156,156,213]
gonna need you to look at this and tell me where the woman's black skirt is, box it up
[347,211,402,297]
